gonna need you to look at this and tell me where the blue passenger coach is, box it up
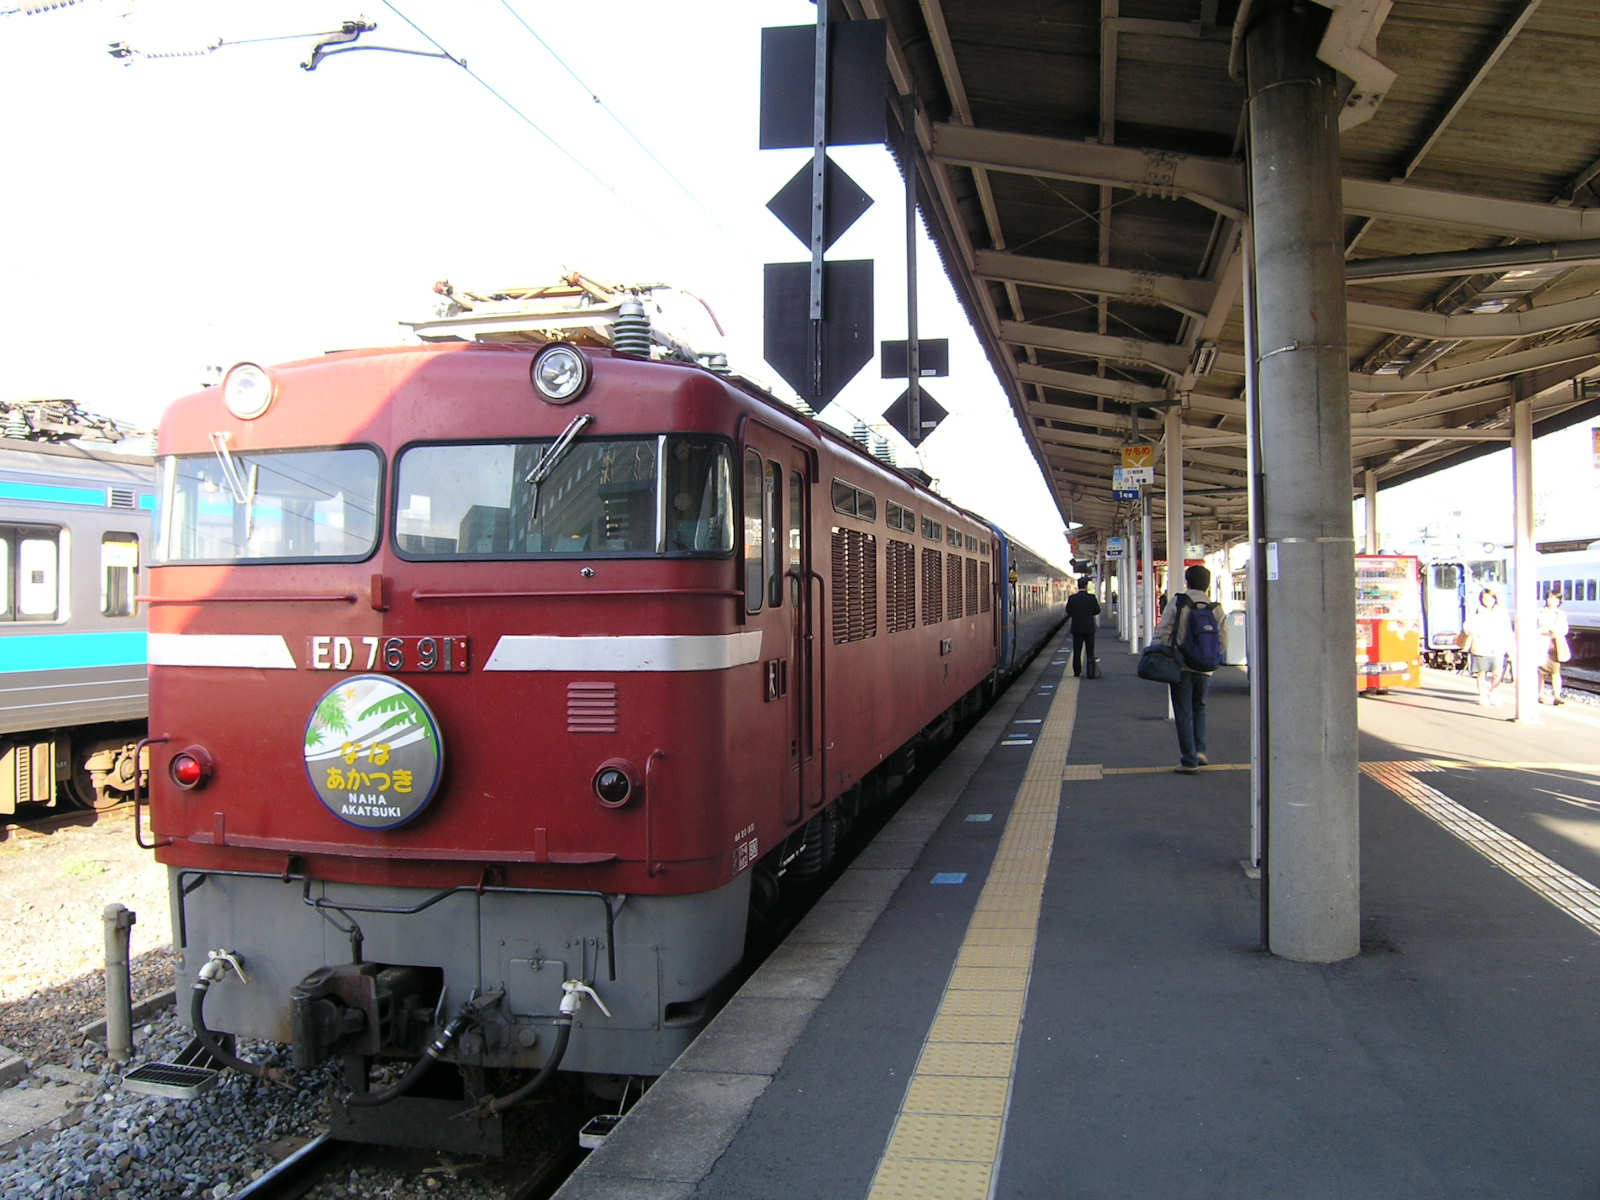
[1,439,152,812]
[992,526,1072,675]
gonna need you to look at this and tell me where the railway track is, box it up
[1561,663,1600,698]
[225,1099,589,1199]
[0,798,116,840]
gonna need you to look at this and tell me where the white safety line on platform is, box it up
[1364,761,1600,937]
[865,673,1078,1200]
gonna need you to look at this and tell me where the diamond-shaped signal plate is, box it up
[883,387,940,448]
[883,386,948,447]
[768,157,874,253]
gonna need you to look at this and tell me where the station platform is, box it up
[555,622,1600,1199]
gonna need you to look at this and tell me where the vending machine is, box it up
[1355,554,1422,692]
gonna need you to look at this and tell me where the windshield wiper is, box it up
[209,431,260,540]
[525,413,593,520]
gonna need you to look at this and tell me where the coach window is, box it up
[10,528,60,621]
[831,479,857,515]
[831,480,877,522]
[765,461,783,608]
[101,533,139,617]
[789,470,804,605]
[744,449,764,612]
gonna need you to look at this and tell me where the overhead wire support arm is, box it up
[301,20,461,72]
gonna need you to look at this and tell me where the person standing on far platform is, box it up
[1536,589,1570,705]
[1066,576,1101,677]
[1461,587,1513,706]
[1154,564,1226,774]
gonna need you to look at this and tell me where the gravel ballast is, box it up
[0,810,557,1198]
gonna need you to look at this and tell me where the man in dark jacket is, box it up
[1065,576,1101,677]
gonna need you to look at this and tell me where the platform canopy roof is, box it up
[850,0,1600,558]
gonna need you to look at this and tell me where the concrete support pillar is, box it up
[1243,219,1268,884]
[1511,399,1540,722]
[1126,520,1139,651]
[1363,469,1378,554]
[1140,497,1156,648]
[1165,407,1185,594]
[1245,0,1360,963]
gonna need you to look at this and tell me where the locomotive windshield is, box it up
[154,448,381,563]
[394,435,733,558]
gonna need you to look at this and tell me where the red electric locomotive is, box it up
[141,331,1064,1138]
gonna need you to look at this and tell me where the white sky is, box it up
[0,0,1074,564]
[3,1,1596,565]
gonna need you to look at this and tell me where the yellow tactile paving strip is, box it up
[866,675,1079,1200]
[1364,761,1600,936]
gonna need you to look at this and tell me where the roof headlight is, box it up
[222,362,275,420]
[531,342,591,404]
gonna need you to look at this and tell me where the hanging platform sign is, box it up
[1106,536,1126,559]
[1120,445,1155,486]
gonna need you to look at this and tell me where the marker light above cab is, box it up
[531,342,591,404]
[222,362,276,420]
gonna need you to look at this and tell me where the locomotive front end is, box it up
[146,344,763,1108]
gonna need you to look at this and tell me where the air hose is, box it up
[190,950,288,1086]
[345,1003,474,1108]
[476,980,608,1115]
[480,1020,573,1115]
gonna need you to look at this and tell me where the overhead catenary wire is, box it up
[378,0,628,208]
[495,0,735,240]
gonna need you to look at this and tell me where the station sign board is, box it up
[1120,444,1155,486]
[1111,467,1143,498]
[1106,536,1125,559]
[1120,448,1158,489]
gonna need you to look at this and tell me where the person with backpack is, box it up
[1152,563,1227,774]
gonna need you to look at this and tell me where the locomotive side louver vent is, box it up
[830,528,878,645]
[980,561,991,613]
[947,552,963,620]
[108,487,137,509]
[922,547,943,624]
[567,682,618,734]
[965,558,979,615]
[886,538,915,633]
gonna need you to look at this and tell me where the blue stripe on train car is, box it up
[0,481,109,507]
[0,631,148,672]
[0,481,154,510]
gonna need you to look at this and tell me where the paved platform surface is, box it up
[557,624,1600,1199]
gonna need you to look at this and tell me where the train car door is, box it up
[743,433,815,828]
[785,447,817,822]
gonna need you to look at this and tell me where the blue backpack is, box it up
[1177,597,1223,671]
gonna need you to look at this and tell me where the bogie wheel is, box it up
[794,810,838,881]
[68,739,141,811]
